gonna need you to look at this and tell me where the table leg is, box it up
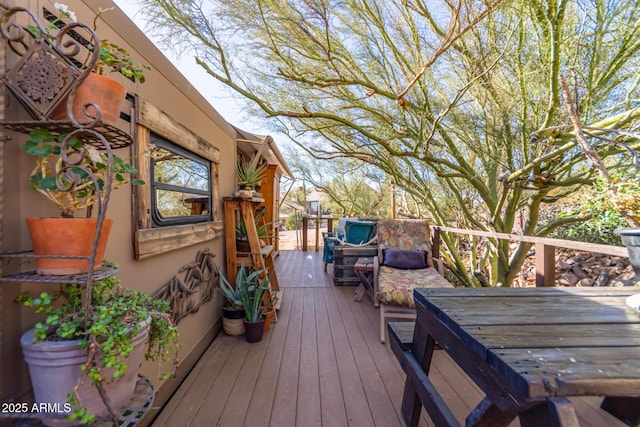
[402,313,438,427]
[519,398,579,427]
[601,396,640,426]
[466,397,516,427]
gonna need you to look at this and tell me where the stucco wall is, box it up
[0,0,236,419]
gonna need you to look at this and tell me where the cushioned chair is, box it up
[374,219,453,343]
[323,219,378,272]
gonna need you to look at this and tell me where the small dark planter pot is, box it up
[243,319,266,343]
[616,228,640,279]
[236,238,251,253]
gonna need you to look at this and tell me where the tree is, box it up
[138,0,640,286]
[285,148,392,218]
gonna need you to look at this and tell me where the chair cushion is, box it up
[382,248,428,269]
[344,220,377,244]
[376,266,453,308]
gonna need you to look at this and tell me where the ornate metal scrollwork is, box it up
[0,7,98,121]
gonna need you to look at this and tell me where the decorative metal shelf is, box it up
[1,120,132,149]
[3,375,155,426]
[0,259,118,283]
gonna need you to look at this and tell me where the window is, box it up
[150,134,212,226]
[133,98,223,260]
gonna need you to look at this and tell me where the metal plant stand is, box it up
[0,6,153,426]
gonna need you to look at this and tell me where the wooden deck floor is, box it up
[153,250,627,427]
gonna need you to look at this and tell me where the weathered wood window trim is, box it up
[133,97,222,259]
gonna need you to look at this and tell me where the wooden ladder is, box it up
[224,197,280,311]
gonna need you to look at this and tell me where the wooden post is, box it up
[302,216,308,251]
[431,227,441,259]
[327,218,334,234]
[535,243,555,287]
[315,214,320,252]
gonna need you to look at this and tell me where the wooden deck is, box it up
[152,250,628,427]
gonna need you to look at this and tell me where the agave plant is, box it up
[237,157,267,189]
[234,263,269,323]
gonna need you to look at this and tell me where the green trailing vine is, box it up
[17,269,180,424]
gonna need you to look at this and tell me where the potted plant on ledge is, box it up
[25,3,149,125]
[22,129,142,275]
[17,272,179,425]
[236,157,267,197]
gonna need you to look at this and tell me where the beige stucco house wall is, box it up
[0,0,239,423]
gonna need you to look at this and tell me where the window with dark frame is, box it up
[150,133,212,226]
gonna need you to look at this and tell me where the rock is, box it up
[577,278,594,287]
[595,271,610,287]
[571,266,587,279]
[558,273,579,286]
[557,260,573,270]
[610,271,637,287]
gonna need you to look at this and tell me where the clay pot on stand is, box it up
[51,73,126,125]
[20,320,149,426]
[26,218,113,275]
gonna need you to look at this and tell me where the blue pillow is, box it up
[382,248,428,270]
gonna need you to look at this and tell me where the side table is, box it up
[354,257,376,305]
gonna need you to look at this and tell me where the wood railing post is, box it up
[535,243,555,287]
[302,216,308,252]
[431,227,441,260]
[315,215,320,252]
[327,218,334,234]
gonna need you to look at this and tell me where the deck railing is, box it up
[299,217,629,287]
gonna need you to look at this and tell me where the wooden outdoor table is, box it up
[389,287,640,427]
[353,256,375,304]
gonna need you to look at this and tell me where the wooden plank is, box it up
[467,323,640,354]
[535,242,555,287]
[190,339,251,426]
[270,288,304,426]
[489,346,640,398]
[315,288,349,427]
[135,220,223,260]
[332,287,401,426]
[215,322,270,426]
[151,335,238,427]
[323,287,375,426]
[243,288,294,426]
[137,97,220,162]
[296,288,322,427]
[420,296,640,329]
[132,123,151,230]
[415,287,636,301]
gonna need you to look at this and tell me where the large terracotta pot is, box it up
[27,218,113,275]
[51,73,126,125]
[20,320,149,426]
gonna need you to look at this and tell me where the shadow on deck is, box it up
[152,250,626,427]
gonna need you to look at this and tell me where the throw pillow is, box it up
[382,248,428,270]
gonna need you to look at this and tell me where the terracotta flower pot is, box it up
[27,218,113,275]
[51,73,126,125]
[243,319,266,343]
[263,307,276,333]
[20,320,149,426]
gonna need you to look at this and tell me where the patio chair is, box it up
[323,219,377,272]
[374,219,453,343]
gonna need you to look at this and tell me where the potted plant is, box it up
[235,207,275,252]
[17,272,179,425]
[236,157,267,195]
[235,264,270,343]
[217,265,246,336]
[33,4,150,124]
[23,129,142,275]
